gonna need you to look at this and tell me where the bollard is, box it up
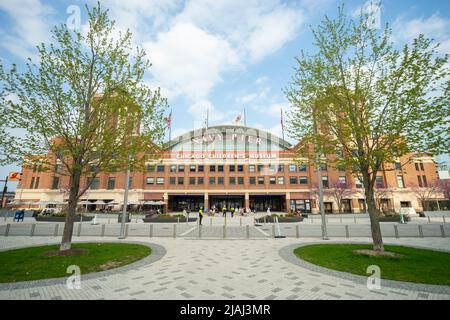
[240,218,242,226]
[345,225,349,238]
[30,224,36,236]
[443,216,446,223]
[428,216,431,223]
[149,224,153,238]
[101,224,105,237]
[418,225,423,238]
[177,217,180,224]
[5,223,10,236]
[198,225,202,238]
[224,217,227,226]
[246,225,250,239]
[223,225,226,239]
[173,224,177,238]
[210,217,212,226]
[394,225,399,238]
[53,224,59,237]
[135,218,138,224]
[125,224,129,238]
[77,223,82,237]
[296,224,300,238]
[440,225,446,238]
[272,224,275,238]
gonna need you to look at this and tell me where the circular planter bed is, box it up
[143,217,197,223]
[35,216,93,222]
[293,243,450,286]
[255,216,303,223]
[0,243,151,283]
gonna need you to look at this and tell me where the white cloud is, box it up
[0,0,55,60]
[392,13,450,54]
[144,22,240,101]
[255,76,269,85]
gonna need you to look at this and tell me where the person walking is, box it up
[222,205,227,217]
[231,207,235,218]
[198,207,203,225]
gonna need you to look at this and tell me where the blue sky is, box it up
[1,0,449,188]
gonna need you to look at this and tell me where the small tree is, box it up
[328,180,354,214]
[410,180,444,211]
[0,3,168,251]
[373,187,394,215]
[286,4,449,251]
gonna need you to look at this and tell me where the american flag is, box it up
[234,113,242,123]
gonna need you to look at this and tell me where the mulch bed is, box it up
[353,249,404,259]
[42,248,88,257]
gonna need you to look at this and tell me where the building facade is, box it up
[13,125,444,214]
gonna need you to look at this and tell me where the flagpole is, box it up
[281,107,285,141]
[169,108,172,142]
[244,107,246,126]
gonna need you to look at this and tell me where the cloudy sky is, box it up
[1,0,449,186]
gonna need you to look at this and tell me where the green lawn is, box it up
[0,243,151,283]
[294,244,450,285]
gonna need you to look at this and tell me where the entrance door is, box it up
[210,196,244,211]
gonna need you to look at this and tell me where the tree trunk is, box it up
[362,171,384,252]
[60,169,81,251]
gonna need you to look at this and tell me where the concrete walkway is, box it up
[0,236,449,300]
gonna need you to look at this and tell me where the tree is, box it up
[373,187,394,214]
[0,3,168,251]
[410,180,445,211]
[328,180,354,214]
[286,4,449,251]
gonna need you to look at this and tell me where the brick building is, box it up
[14,125,444,214]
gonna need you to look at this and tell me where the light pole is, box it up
[315,155,329,240]
[119,158,131,239]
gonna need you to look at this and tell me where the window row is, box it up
[146,163,310,173]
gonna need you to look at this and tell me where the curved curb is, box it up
[0,240,166,291]
[279,241,450,295]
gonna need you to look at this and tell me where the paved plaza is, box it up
[0,234,449,300]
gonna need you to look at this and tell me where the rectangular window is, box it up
[229,165,235,172]
[289,176,298,184]
[210,165,216,172]
[34,177,40,189]
[375,176,384,188]
[258,177,265,185]
[198,165,204,172]
[156,177,165,185]
[30,177,35,189]
[146,165,155,172]
[269,165,276,173]
[190,165,196,172]
[322,176,329,188]
[237,165,244,172]
[218,177,224,185]
[269,177,276,184]
[396,176,405,188]
[249,165,255,172]
[238,177,244,185]
[107,177,115,189]
[178,177,184,185]
[229,177,236,185]
[420,163,424,171]
[278,164,284,172]
[218,165,224,172]
[189,177,196,185]
[257,165,264,172]
[395,162,402,170]
[417,175,423,187]
[169,177,176,185]
[170,165,177,172]
[299,176,308,184]
[209,177,215,185]
[355,176,363,188]
[415,163,420,171]
[51,177,60,190]
[198,177,204,185]
[278,177,284,185]
[178,165,184,172]
[339,176,347,184]
[156,165,165,172]
[146,177,155,185]
[88,177,99,190]
[299,164,307,172]
[422,175,428,187]
[249,177,256,185]
[288,164,297,172]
